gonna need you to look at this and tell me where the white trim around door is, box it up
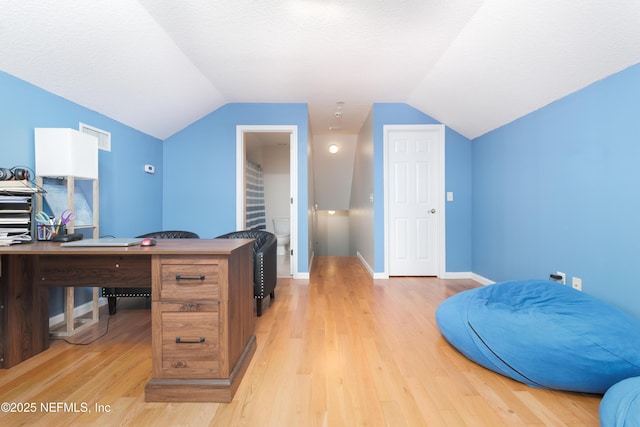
[236,125,298,278]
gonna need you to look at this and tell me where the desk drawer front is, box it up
[161,311,220,377]
[39,255,151,287]
[160,263,219,300]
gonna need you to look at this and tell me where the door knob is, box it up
[429,208,436,214]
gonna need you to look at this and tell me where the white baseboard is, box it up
[440,271,472,279]
[354,257,495,283]
[373,272,388,279]
[470,273,495,286]
[356,251,372,274]
[440,271,495,285]
[49,297,108,327]
[356,252,388,279]
[294,252,312,279]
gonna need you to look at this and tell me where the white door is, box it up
[386,125,444,276]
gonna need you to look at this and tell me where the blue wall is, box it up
[472,63,640,319]
[372,103,473,273]
[1,71,163,313]
[7,61,639,321]
[162,103,310,272]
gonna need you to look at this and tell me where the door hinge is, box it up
[290,249,293,256]
[290,197,293,204]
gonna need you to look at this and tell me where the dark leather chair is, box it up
[216,229,277,316]
[101,230,199,315]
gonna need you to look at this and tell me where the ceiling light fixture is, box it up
[330,101,345,132]
[328,144,339,154]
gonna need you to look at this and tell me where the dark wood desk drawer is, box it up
[160,262,220,300]
[159,311,220,378]
[39,255,151,287]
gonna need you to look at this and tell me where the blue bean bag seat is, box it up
[436,280,640,394]
[600,376,640,427]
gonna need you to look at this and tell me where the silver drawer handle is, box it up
[175,274,205,281]
[175,337,205,344]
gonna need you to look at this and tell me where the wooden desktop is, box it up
[0,239,256,402]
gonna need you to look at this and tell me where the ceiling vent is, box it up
[79,122,111,152]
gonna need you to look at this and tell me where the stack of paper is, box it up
[0,231,32,245]
[1,181,37,244]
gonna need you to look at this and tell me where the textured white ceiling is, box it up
[2,0,640,141]
[408,0,640,138]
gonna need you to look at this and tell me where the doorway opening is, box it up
[236,125,298,277]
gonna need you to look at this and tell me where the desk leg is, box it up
[0,254,49,369]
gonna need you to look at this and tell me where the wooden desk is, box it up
[0,239,256,402]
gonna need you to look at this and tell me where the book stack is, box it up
[0,181,37,245]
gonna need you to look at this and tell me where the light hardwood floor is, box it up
[0,257,601,426]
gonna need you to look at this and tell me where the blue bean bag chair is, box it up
[436,279,640,394]
[600,376,640,427]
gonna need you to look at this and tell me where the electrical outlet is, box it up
[557,271,566,285]
[572,277,582,291]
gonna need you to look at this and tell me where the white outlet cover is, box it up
[557,271,566,285]
[572,277,582,291]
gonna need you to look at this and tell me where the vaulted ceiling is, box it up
[2,0,640,141]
